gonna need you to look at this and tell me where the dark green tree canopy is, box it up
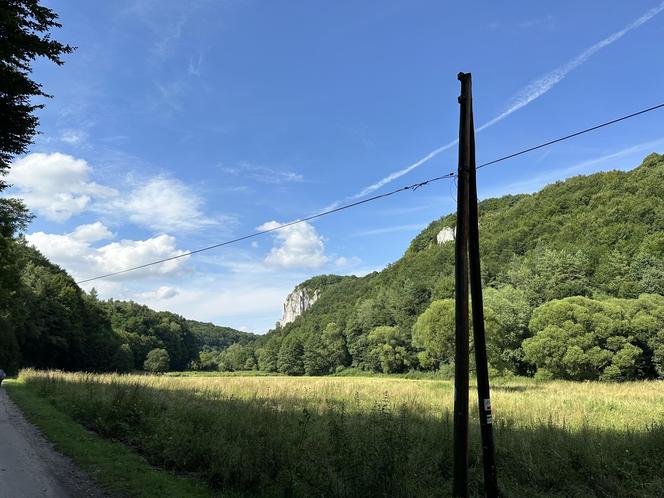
[1,2,73,357]
[144,348,170,374]
[0,0,73,185]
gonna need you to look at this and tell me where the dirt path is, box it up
[0,386,107,498]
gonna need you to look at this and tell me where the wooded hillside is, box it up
[228,153,664,380]
[0,240,252,374]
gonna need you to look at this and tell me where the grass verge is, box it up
[3,378,217,498]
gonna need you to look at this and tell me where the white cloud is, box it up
[8,153,116,222]
[188,53,203,76]
[127,275,294,333]
[518,15,556,31]
[26,223,189,281]
[71,222,114,242]
[118,176,218,232]
[347,2,664,198]
[335,256,348,267]
[223,164,304,184]
[258,220,328,268]
[8,153,225,233]
[334,256,362,268]
[354,223,426,237]
[136,286,179,300]
[60,129,89,145]
[95,236,187,276]
[155,285,286,319]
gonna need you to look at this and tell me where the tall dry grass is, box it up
[18,369,664,497]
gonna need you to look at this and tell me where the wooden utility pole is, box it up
[453,72,498,498]
[453,72,472,498]
[466,77,498,498]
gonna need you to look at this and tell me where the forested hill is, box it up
[0,239,251,374]
[238,152,664,380]
[186,320,258,350]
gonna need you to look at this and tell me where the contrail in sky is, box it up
[350,1,664,200]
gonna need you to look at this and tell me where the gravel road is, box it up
[0,386,107,498]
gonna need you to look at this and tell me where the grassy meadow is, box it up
[11,369,664,497]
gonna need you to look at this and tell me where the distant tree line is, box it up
[201,289,664,382]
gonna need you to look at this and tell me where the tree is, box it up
[0,316,21,375]
[321,322,350,368]
[111,344,134,373]
[144,348,170,373]
[412,300,455,369]
[187,320,256,350]
[0,198,32,238]
[218,343,255,371]
[257,338,280,373]
[303,333,328,375]
[0,0,74,187]
[277,334,304,375]
[523,296,663,381]
[507,249,591,306]
[0,238,25,369]
[630,294,664,378]
[194,349,220,371]
[594,250,634,298]
[303,322,349,375]
[411,295,516,373]
[483,286,533,374]
[387,280,431,330]
[366,326,413,374]
[346,297,394,369]
[629,252,664,296]
[0,1,72,376]
[652,330,664,378]
[103,301,198,370]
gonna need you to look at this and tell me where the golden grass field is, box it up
[30,370,664,430]
[13,370,664,497]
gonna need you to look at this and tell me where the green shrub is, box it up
[144,348,170,373]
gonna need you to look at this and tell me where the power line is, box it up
[76,101,664,284]
[477,102,664,170]
[75,173,455,284]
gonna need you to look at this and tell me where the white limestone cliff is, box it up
[436,226,455,245]
[279,286,321,326]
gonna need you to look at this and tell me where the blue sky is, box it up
[8,0,664,332]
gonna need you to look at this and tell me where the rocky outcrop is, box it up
[279,286,321,326]
[436,226,455,245]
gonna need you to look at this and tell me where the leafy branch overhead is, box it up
[0,0,74,184]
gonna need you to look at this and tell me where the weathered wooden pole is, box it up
[452,71,472,498]
[466,75,498,497]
